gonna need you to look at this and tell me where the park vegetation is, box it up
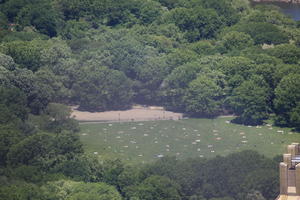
[0,0,299,199]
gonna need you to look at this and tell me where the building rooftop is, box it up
[276,143,300,200]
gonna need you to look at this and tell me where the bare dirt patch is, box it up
[71,105,183,123]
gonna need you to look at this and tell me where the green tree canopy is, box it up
[16,2,62,37]
[226,76,271,125]
[230,22,289,45]
[165,6,222,41]
[183,75,224,117]
[268,44,300,64]
[43,180,122,200]
[274,74,300,127]
[0,39,49,71]
[72,65,133,111]
[218,31,254,53]
[126,175,181,200]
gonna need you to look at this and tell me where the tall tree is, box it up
[72,65,133,111]
[183,75,223,117]
[226,76,271,125]
[274,74,300,128]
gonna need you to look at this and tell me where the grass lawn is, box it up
[79,117,300,163]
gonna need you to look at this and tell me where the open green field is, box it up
[79,117,300,163]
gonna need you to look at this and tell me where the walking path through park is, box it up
[71,105,184,123]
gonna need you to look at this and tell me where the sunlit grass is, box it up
[79,117,299,163]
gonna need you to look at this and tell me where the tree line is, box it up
[1,0,300,128]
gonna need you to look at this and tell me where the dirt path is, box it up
[71,105,184,123]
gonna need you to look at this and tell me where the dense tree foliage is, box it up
[0,0,299,126]
[183,75,223,117]
[274,74,300,129]
[72,65,133,111]
[43,180,122,200]
[0,0,299,199]
[226,76,271,125]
